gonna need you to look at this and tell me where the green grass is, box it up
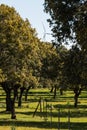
[0,88,87,129]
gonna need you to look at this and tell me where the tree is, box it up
[43,0,87,106]
[0,4,40,119]
[63,45,87,107]
[40,42,64,98]
[41,43,59,80]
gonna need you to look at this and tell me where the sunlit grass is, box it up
[0,126,58,130]
[0,88,87,129]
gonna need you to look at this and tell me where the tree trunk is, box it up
[53,85,57,99]
[74,88,82,108]
[25,86,31,101]
[11,99,16,119]
[0,82,12,112]
[50,86,54,93]
[6,91,11,111]
[11,87,19,119]
[0,81,19,119]
[18,87,25,107]
[15,90,19,100]
[60,88,63,95]
[74,94,78,108]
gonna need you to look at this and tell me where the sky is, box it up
[0,0,53,42]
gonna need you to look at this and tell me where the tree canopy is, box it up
[0,4,40,86]
[43,0,87,48]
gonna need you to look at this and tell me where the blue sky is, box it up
[0,0,53,42]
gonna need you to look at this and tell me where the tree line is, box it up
[0,1,87,119]
[43,0,87,107]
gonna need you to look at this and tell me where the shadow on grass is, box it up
[54,103,87,109]
[0,110,10,114]
[15,109,87,119]
[0,120,87,130]
[37,110,87,118]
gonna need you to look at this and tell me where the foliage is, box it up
[62,45,87,107]
[0,4,40,87]
[74,2,87,50]
[0,69,6,82]
[43,0,87,47]
[63,45,87,88]
[43,0,87,105]
[39,42,60,89]
[63,46,81,85]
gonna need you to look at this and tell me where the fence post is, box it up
[67,102,70,130]
[50,104,52,129]
[46,100,47,119]
[68,104,70,130]
[44,99,48,122]
[58,107,60,130]
[43,98,44,112]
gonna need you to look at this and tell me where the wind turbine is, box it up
[42,22,52,41]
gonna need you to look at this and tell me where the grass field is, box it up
[0,88,87,130]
